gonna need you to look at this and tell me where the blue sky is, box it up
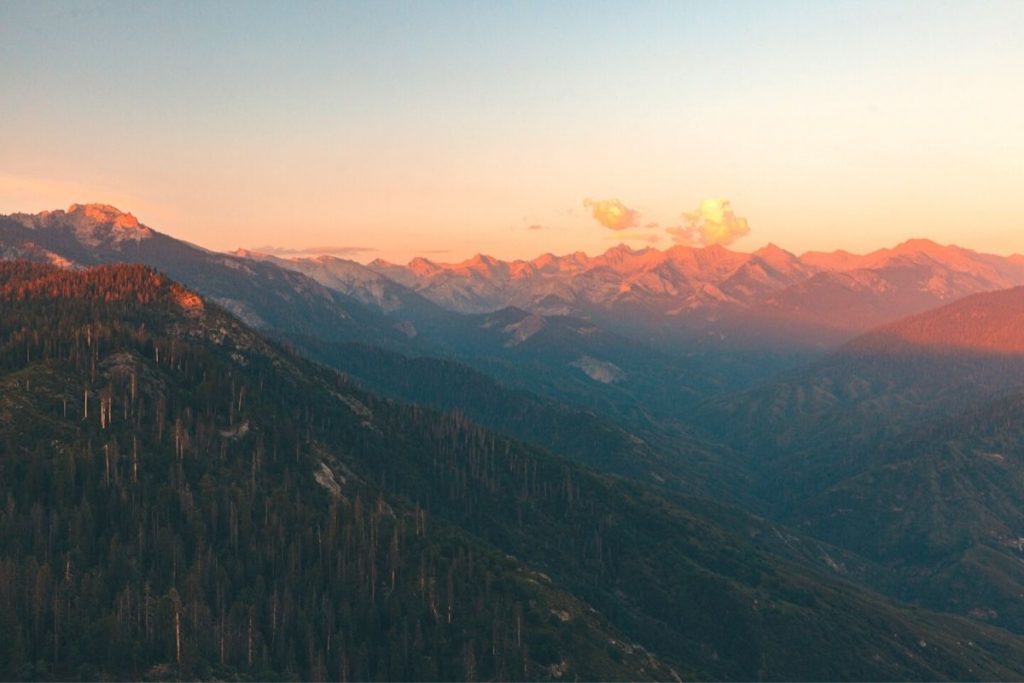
[2,1,1022,261]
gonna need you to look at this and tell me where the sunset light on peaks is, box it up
[7,3,1024,680]
[1,1,1023,261]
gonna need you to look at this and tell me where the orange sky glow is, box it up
[1,2,1022,263]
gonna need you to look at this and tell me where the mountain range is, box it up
[5,204,1024,680]
[9,204,1024,351]
[365,237,1024,347]
[697,285,1024,633]
[8,261,1024,680]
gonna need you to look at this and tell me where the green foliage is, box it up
[3,262,1024,681]
[0,263,666,681]
[694,289,1024,636]
[291,338,755,504]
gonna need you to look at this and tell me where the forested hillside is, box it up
[0,262,671,681]
[291,337,757,505]
[694,286,1024,633]
[4,262,1024,681]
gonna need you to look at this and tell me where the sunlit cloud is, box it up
[584,198,639,231]
[249,244,377,257]
[667,199,750,246]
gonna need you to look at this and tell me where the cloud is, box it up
[584,198,639,231]
[667,199,750,246]
[526,223,546,231]
[250,244,377,257]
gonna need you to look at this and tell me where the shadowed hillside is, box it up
[696,286,1024,633]
[5,263,1024,680]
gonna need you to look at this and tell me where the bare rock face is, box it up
[363,239,1024,345]
[571,355,625,384]
[15,203,155,247]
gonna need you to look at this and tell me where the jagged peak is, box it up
[865,238,990,271]
[406,256,442,277]
[602,243,653,257]
[702,243,740,257]
[754,243,795,259]
[465,253,500,266]
[663,242,745,263]
[529,251,590,274]
[66,203,144,230]
[311,253,346,263]
[886,237,980,260]
[21,202,158,246]
[892,237,946,252]
[751,243,800,269]
[453,253,510,275]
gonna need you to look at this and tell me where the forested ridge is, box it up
[693,285,1024,635]
[4,262,1024,681]
[289,337,756,505]
[0,262,669,681]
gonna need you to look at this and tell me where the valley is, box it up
[4,205,1024,679]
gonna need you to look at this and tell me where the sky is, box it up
[1,0,1022,263]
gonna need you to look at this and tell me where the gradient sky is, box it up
[2,0,1022,263]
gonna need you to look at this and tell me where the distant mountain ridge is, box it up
[9,209,1024,677]
[847,285,1024,355]
[695,286,1024,633]
[7,259,1024,680]
[0,204,421,350]
[0,205,747,428]
[364,238,1024,345]
[6,204,1024,349]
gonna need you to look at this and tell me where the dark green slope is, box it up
[352,410,1024,681]
[696,336,1024,503]
[290,337,757,506]
[4,262,1024,680]
[694,287,1024,633]
[291,338,875,584]
[792,389,1024,633]
[0,262,673,682]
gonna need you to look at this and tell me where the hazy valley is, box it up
[3,205,1024,679]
